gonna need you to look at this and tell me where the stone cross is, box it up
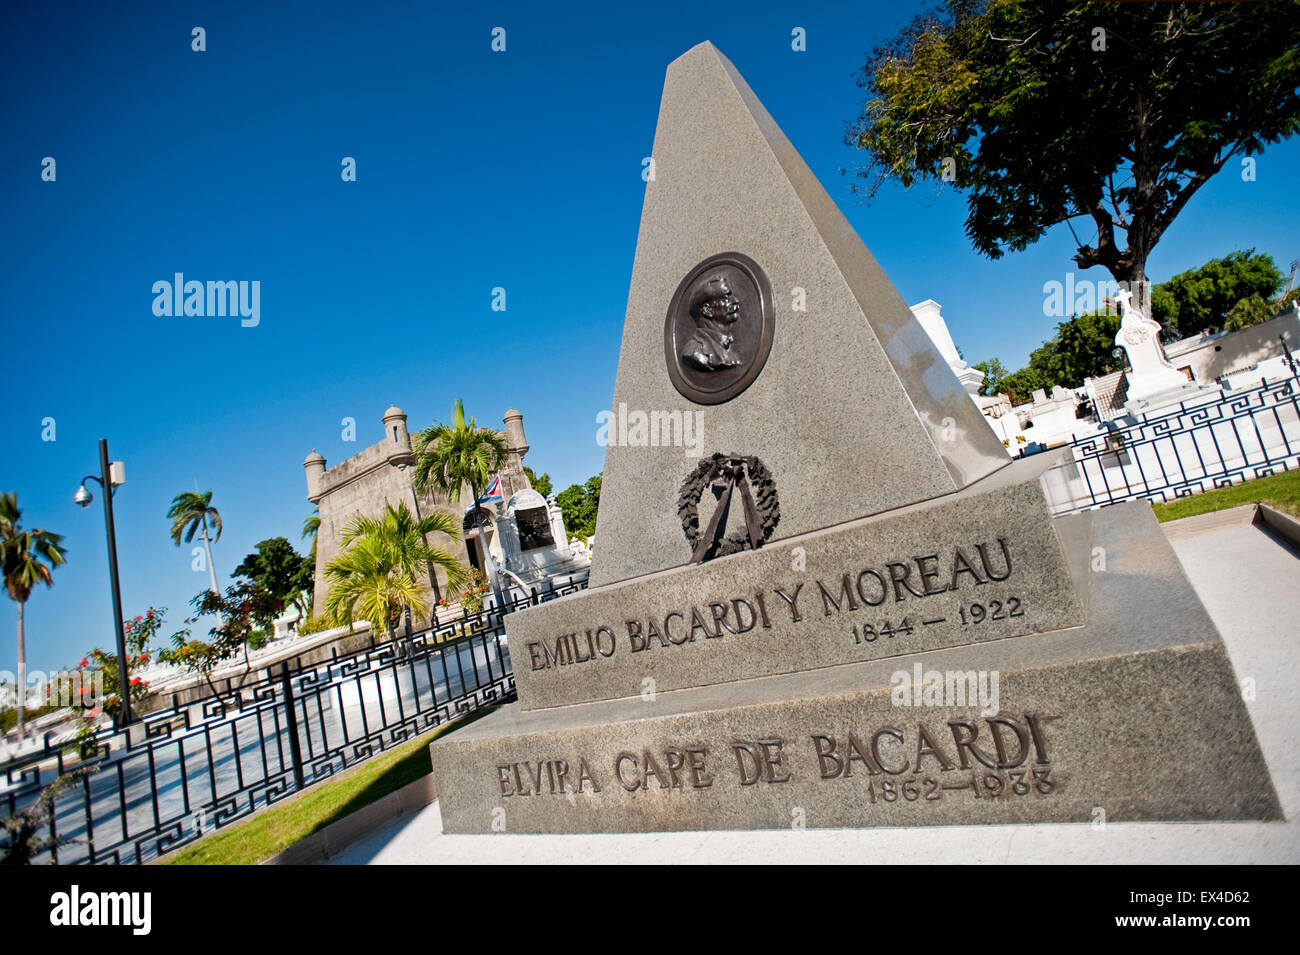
[1115,286,1186,402]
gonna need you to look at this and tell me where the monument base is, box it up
[1125,379,1221,416]
[430,503,1281,833]
[508,475,1083,711]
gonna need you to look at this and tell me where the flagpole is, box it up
[472,474,506,610]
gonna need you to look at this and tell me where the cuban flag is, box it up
[477,475,503,504]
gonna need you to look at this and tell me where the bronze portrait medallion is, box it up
[664,252,774,404]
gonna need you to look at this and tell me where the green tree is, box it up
[323,537,427,641]
[523,466,553,498]
[1151,250,1284,334]
[68,608,162,730]
[167,490,223,599]
[1224,295,1279,331]
[0,492,66,741]
[973,358,1008,397]
[992,250,1289,405]
[987,310,1123,404]
[1051,309,1123,384]
[160,582,283,700]
[996,368,1047,407]
[411,399,507,599]
[555,475,602,541]
[848,1,1300,307]
[302,510,320,562]
[323,502,465,639]
[232,537,313,619]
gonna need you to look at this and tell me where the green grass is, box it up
[1151,468,1300,522]
[162,707,495,865]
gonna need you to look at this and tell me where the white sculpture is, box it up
[1115,287,1188,403]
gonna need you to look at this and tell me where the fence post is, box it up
[279,662,306,791]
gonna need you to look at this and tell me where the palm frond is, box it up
[167,490,221,545]
[323,501,465,634]
[0,493,66,605]
[410,400,508,503]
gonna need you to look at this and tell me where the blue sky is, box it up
[2,0,1297,673]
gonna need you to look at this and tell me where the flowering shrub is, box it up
[55,606,163,730]
[84,647,151,726]
[159,582,285,702]
[456,568,489,615]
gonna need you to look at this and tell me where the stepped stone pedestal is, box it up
[427,42,1280,834]
[430,465,1279,833]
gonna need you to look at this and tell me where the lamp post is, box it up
[74,438,133,727]
[1280,332,1297,377]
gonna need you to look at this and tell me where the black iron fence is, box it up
[1054,373,1300,511]
[0,573,587,865]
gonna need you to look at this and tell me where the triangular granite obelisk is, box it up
[591,42,1009,587]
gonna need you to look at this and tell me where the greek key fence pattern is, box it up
[1056,374,1300,511]
[0,574,587,865]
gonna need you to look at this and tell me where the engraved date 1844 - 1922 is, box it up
[850,595,1025,645]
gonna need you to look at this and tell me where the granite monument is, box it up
[428,42,1280,833]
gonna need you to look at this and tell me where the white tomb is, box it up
[909,299,987,396]
[1114,288,1204,410]
[494,488,590,590]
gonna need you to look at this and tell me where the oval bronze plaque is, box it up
[664,252,774,405]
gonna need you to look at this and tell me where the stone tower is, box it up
[498,408,531,501]
[381,404,412,459]
[305,405,534,619]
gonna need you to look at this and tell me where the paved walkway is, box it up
[329,518,1299,865]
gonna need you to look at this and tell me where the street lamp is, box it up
[1280,332,1297,377]
[74,438,133,727]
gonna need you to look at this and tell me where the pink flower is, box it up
[134,615,142,621]
[79,658,88,668]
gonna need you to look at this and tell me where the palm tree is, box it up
[323,502,466,641]
[412,399,507,603]
[0,492,67,742]
[166,490,222,598]
[302,510,320,562]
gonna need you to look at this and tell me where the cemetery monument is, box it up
[428,43,1279,833]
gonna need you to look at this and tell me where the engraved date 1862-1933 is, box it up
[857,767,1055,805]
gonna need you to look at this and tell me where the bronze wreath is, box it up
[677,452,780,563]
